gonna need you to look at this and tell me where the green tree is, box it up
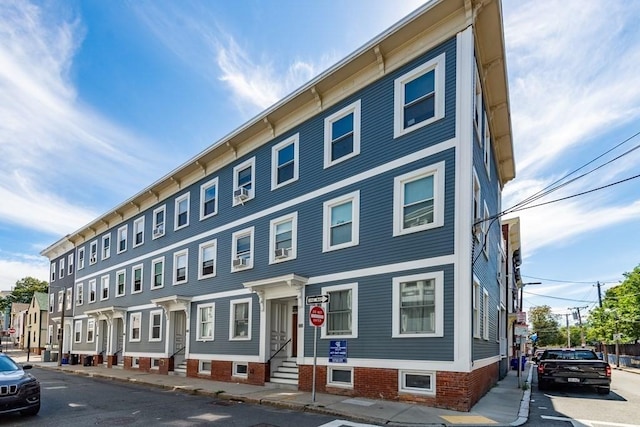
[529,305,562,346]
[0,276,49,313]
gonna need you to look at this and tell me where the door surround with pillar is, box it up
[150,295,192,373]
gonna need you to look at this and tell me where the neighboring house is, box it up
[9,303,29,347]
[502,217,523,377]
[40,243,76,361]
[40,0,516,410]
[25,292,49,355]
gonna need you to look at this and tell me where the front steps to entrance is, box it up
[170,360,187,377]
[270,358,298,386]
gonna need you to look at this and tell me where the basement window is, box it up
[327,367,353,388]
[399,370,435,395]
[233,362,248,378]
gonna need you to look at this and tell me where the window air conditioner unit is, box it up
[274,248,289,259]
[233,257,248,268]
[90,255,97,264]
[153,225,163,236]
[233,187,250,201]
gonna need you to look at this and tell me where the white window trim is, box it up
[117,225,128,254]
[474,61,483,144]
[75,283,83,306]
[232,157,256,206]
[66,288,72,310]
[271,134,299,190]
[59,259,65,279]
[482,201,490,257]
[268,212,298,264]
[483,111,491,179]
[483,288,490,341]
[89,279,96,304]
[473,278,481,338]
[229,297,252,341]
[231,227,255,271]
[199,360,212,374]
[129,312,142,343]
[199,177,219,220]
[133,216,145,248]
[321,282,358,339]
[152,205,166,239]
[324,100,361,169]
[68,253,74,275]
[57,290,63,312]
[393,53,446,138]
[327,366,354,389]
[232,362,248,378]
[131,264,144,294]
[49,294,54,313]
[473,169,482,242]
[149,309,163,342]
[101,234,111,260]
[196,303,215,342]
[74,320,83,343]
[322,190,360,253]
[392,161,445,237]
[392,271,444,338]
[399,370,436,396]
[77,247,85,270]
[198,239,217,280]
[50,262,56,282]
[173,249,189,285]
[174,193,191,231]
[116,269,126,297]
[89,240,98,265]
[100,275,110,301]
[87,319,95,343]
[151,256,165,290]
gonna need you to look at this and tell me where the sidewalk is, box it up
[6,348,532,426]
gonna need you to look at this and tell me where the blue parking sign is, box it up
[329,340,347,363]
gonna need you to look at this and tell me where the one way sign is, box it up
[306,294,330,304]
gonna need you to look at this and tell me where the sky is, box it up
[1,0,639,325]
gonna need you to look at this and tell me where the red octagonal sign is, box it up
[309,306,325,327]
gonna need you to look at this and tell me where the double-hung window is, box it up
[394,53,445,138]
[74,320,82,343]
[322,191,360,252]
[269,212,297,264]
[483,288,490,340]
[100,275,109,301]
[66,288,72,309]
[89,279,96,303]
[392,271,444,338]
[173,249,188,284]
[132,264,143,293]
[174,193,190,230]
[87,319,95,343]
[232,157,255,205]
[271,134,299,189]
[198,240,216,279]
[49,294,54,312]
[149,310,162,342]
[483,112,491,178]
[117,225,127,254]
[50,263,56,281]
[231,227,254,271]
[393,162,445,236]
[68,253,74,274]
[196,303,214,341]
[116,269,126,297]
[133,217,145,247]
[77,247,85,270]
[324,100,361,168]
[151,257,164,289]
[229,298,251,340]
[152,205,166,239]
[89,240,98,264]
[102,234,111,260]
[59,259,65,278]
[473,170,481,240]
[321,283,357,339]
[76,283,83,306]
[200,178,218,220]
[57,290,64,312]
[129,313,141,342]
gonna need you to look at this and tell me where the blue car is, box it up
[0,353,41,416]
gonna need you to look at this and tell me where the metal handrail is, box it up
[267,338,291,364]
[170,346,186,359]
[114,348,123,356]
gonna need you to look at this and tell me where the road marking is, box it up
[44,386,68,390]
[542,415,640,427]
[318,421,380,427]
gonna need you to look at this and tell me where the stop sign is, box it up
[309,306,325,327]
[8,327,16,334]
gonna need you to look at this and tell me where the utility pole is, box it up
[569,306,588,348]
[596,281,608,362]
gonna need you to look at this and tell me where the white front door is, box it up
[270,301,289,358]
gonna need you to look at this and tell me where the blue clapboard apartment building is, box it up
[41,0,516,410]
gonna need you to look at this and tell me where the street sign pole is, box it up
[312,316,318,403]
[308,304,325,403]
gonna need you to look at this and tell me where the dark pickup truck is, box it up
[535,348,611,394]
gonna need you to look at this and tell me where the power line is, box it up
[521,275,598,284]
[523,290,596,303]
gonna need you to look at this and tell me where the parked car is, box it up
[536,348,611,394]
[0,353,41,416]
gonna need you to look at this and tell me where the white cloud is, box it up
[0,255,48,291]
